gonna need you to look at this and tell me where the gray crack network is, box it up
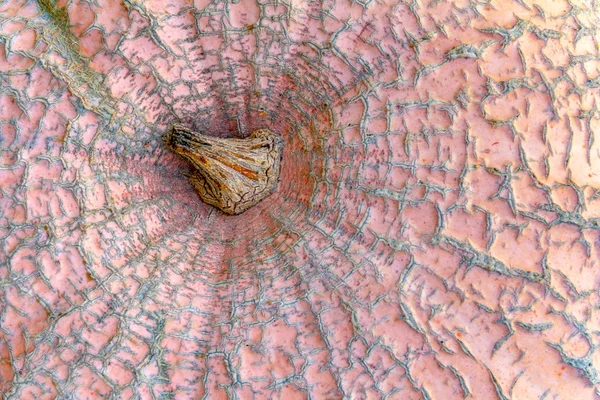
[1,0,600,399]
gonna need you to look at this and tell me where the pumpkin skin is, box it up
[1,0,600,399]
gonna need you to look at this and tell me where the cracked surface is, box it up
[1,0,600,399]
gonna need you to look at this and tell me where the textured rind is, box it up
[0,0,600,399]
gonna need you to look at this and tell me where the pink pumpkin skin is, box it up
[1,0,600,399]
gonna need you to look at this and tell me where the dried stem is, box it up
[166,124,284,215]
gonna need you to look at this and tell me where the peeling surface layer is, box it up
[1,0,600,398]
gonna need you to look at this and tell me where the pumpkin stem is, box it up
[167,124,284,215]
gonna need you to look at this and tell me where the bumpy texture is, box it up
[1,0,600,399]
[167,124,284,215]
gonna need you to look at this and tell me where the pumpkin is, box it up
[1,0,599,398]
